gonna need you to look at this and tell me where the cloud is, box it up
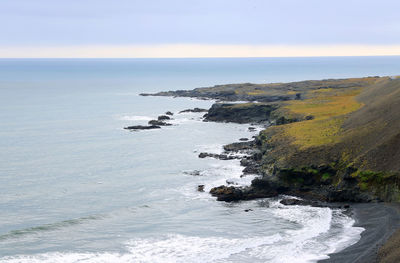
[1,44,400,58]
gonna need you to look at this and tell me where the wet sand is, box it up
[377,204,400,263]
[320,203,400,263]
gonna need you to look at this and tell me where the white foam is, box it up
[243,199,365,263]
[194,144,224,154]
[118,115,153,121]
[0,233,282,263]
[0,215,363,263]
[169,116,203,125]
[0,198,364,263]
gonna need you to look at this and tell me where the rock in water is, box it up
[197,185,205,192]
[183,170,201,176]
[209,186,244,202]
[198,152,239,160]
[148,120,172,126]
[179,108,208,113]
[124,125,161,130]
[157,115,171,121]
[165,111,174,116]
[223,141,254,152]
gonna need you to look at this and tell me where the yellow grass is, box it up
[246,90,268,95]
[280,89,363,149]
[229,102,255,108]
[311,88,333,93]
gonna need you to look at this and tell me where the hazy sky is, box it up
[1,0,400,57]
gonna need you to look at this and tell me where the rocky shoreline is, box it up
[139,76,400,262]
[140,77,400,205]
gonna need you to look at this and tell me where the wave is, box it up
[0,233,282,263]
[254,199,364,262]
[0,215,104,241]
[0,212,363,263]
[0,199,363,263]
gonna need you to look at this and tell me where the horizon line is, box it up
[2,55,400,60]
[1,44,400,58]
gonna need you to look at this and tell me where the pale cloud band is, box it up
[1,44,400,58]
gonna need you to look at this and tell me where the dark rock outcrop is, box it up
[179,108,208,113]
[148,120,172,126]
[204,103,277,124]
[209,179,281,202]
[165,111,174,116]
[223,141,255,152]
[124,125,161,130]
[210,165,377,203]
[157,115,171,121]
[209,186,245,202]
[198,152,240,160]
[240,158,262,175]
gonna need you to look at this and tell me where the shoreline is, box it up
[142,76,400,262]
[320,203,400,263]
[196,109,400,262]
[198,121,400,263]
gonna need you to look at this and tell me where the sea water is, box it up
[1,57,399,262]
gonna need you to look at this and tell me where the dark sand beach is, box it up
[321,203,400,263]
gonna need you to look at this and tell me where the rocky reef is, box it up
[124,125,161,130]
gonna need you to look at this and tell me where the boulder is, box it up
[197,185,205,192]
[157,115,171,121]
[223,141,254,152]
[209,186,244,202]
[148,120,172,126]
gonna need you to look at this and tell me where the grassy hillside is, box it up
[259,77,400,201]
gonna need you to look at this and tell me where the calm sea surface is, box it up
[0,57,399,262]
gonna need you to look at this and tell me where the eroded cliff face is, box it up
[203,103,278,124]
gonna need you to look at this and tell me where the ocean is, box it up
[1,57,400,263]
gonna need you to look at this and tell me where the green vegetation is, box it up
[321,173,332,181]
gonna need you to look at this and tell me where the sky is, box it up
[0,0,400,57]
